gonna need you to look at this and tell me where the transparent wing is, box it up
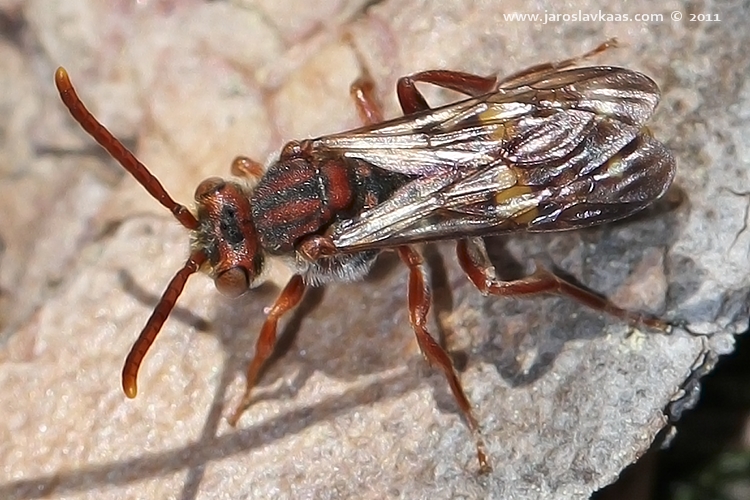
[313,66,661,180]
[330,131,675,251]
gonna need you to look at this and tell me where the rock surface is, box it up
[0,1,746,499]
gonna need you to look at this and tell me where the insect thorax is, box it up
[250,155,411,256]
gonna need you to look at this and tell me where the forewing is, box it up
[314,66,660,179]
[331,160,524,248]
[527,131,676,231]
[331,131,675,250]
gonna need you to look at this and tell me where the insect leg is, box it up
[456,238,669,331]
[497,38,618,88]
[228,275,307,426]
[397,246,491,473]
[230,156,264,181]
[297,234,338,261]
[397,71,498,114]
[350,68,384,125]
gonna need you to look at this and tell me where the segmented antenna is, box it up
[55,67,208,397]
[54,67,199,230]
[122,250,207,397]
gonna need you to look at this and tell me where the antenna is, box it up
[54,67,199,230]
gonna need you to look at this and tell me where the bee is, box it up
[55,40,675,472]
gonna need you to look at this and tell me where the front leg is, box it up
[230,155,264,181]
[228,275,307,426]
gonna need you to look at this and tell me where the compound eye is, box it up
[194,177,225,201]
[215,266,249,298]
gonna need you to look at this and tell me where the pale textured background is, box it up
[0,1,747,499]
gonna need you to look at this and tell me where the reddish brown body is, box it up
[54,39,675,474]
[250,145,409,255]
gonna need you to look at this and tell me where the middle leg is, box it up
[398,245,491,473]
[350,67,384,126]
